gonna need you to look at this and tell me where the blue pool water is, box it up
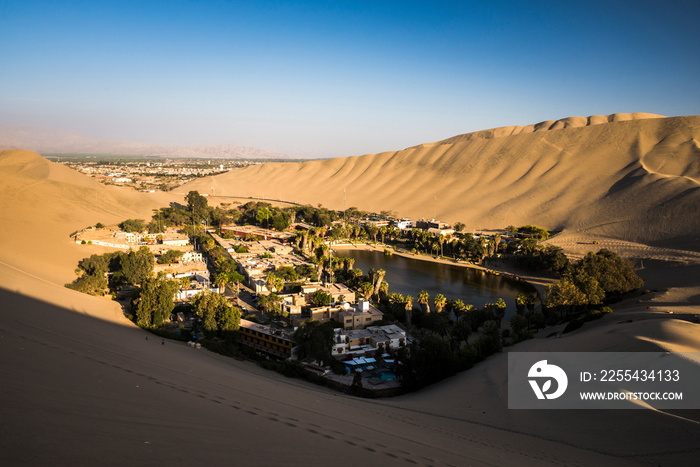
[375,370,397,381]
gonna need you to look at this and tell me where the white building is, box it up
[175,274,220,301]
[181,251,203,263]
[393,218,414,229]
[331,324,408,357]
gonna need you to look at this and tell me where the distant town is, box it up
[44,155,295,192]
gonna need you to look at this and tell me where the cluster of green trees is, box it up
[191,290,241,335]
[66,252,122,295]
[383,291,546,390]
[67,243,243,334]
[66,247,182,328]
[293,321,336,365]
[513,225,551,240]
[119,218,146,233]
[394,321,501,391]
[293,221,549,264]
[375,251,641,390]
[66,247,156,296]
[157,249,184,264]
[134,275,179,327]
[129,192,358,237]
[544,249,643,313]
[513,245,569,273]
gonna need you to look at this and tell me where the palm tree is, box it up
[214,273,229,295]
[410,228,421,243]
[451,319,472,349]
[379,281,389,300]
[366,225,379,243]
[404,295,414,327]
[463,304,478,330]
[372,269,386,299]
[434,294,447,314]
[315,243,329,262]
[422,232,431,254]
[274,277,284,294]
[453,299,466,317]
[494,298,507,325]
[488,239,496,257]
[418,290,431,314]
[265,272,276,293]
[379,226,388,244]
[315,258,325,283]
[526,293,537,312]
[360,281,373,299]
[388,226,399,242]
[298,230,308,252]
[343,257,355,272]
[449,237,459,259]
[329,224,344,244]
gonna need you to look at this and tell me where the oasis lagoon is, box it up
[333,248,536,318]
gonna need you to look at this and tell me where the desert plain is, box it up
[2,113,700,465]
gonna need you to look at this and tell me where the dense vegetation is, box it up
[136,191,343,236]
[66,241,242,336]
[71,196,646,394]
[544,249,644,312]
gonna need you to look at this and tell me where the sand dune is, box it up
[183,114,700,248]
[3,120,700,466]
[0,150,175,285]
[432,112,666,143]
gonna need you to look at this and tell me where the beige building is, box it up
[338,300,383,330]
[284,297,383,330]
[332,324,408,357]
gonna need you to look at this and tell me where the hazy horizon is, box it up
[2,1,699,158]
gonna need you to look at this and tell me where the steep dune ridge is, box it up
[434,112,666,144]
[183,114,700,246]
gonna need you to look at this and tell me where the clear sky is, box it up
[2,0,699,158]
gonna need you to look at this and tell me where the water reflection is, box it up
[334,249,536,317]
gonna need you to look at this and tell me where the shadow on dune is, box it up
[3,287,700,465]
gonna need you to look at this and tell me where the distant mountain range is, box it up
[0,124,289,159]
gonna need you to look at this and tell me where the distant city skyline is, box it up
[2,1,699,158]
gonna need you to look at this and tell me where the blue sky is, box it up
[1,1,699,157]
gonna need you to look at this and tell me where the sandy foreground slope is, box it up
[1,136,700,466]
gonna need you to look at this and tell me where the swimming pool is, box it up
[374,370,397,381]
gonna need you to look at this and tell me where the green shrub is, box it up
[329,359,347,375]
[275,360,306,378]
[65,274,107,296]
